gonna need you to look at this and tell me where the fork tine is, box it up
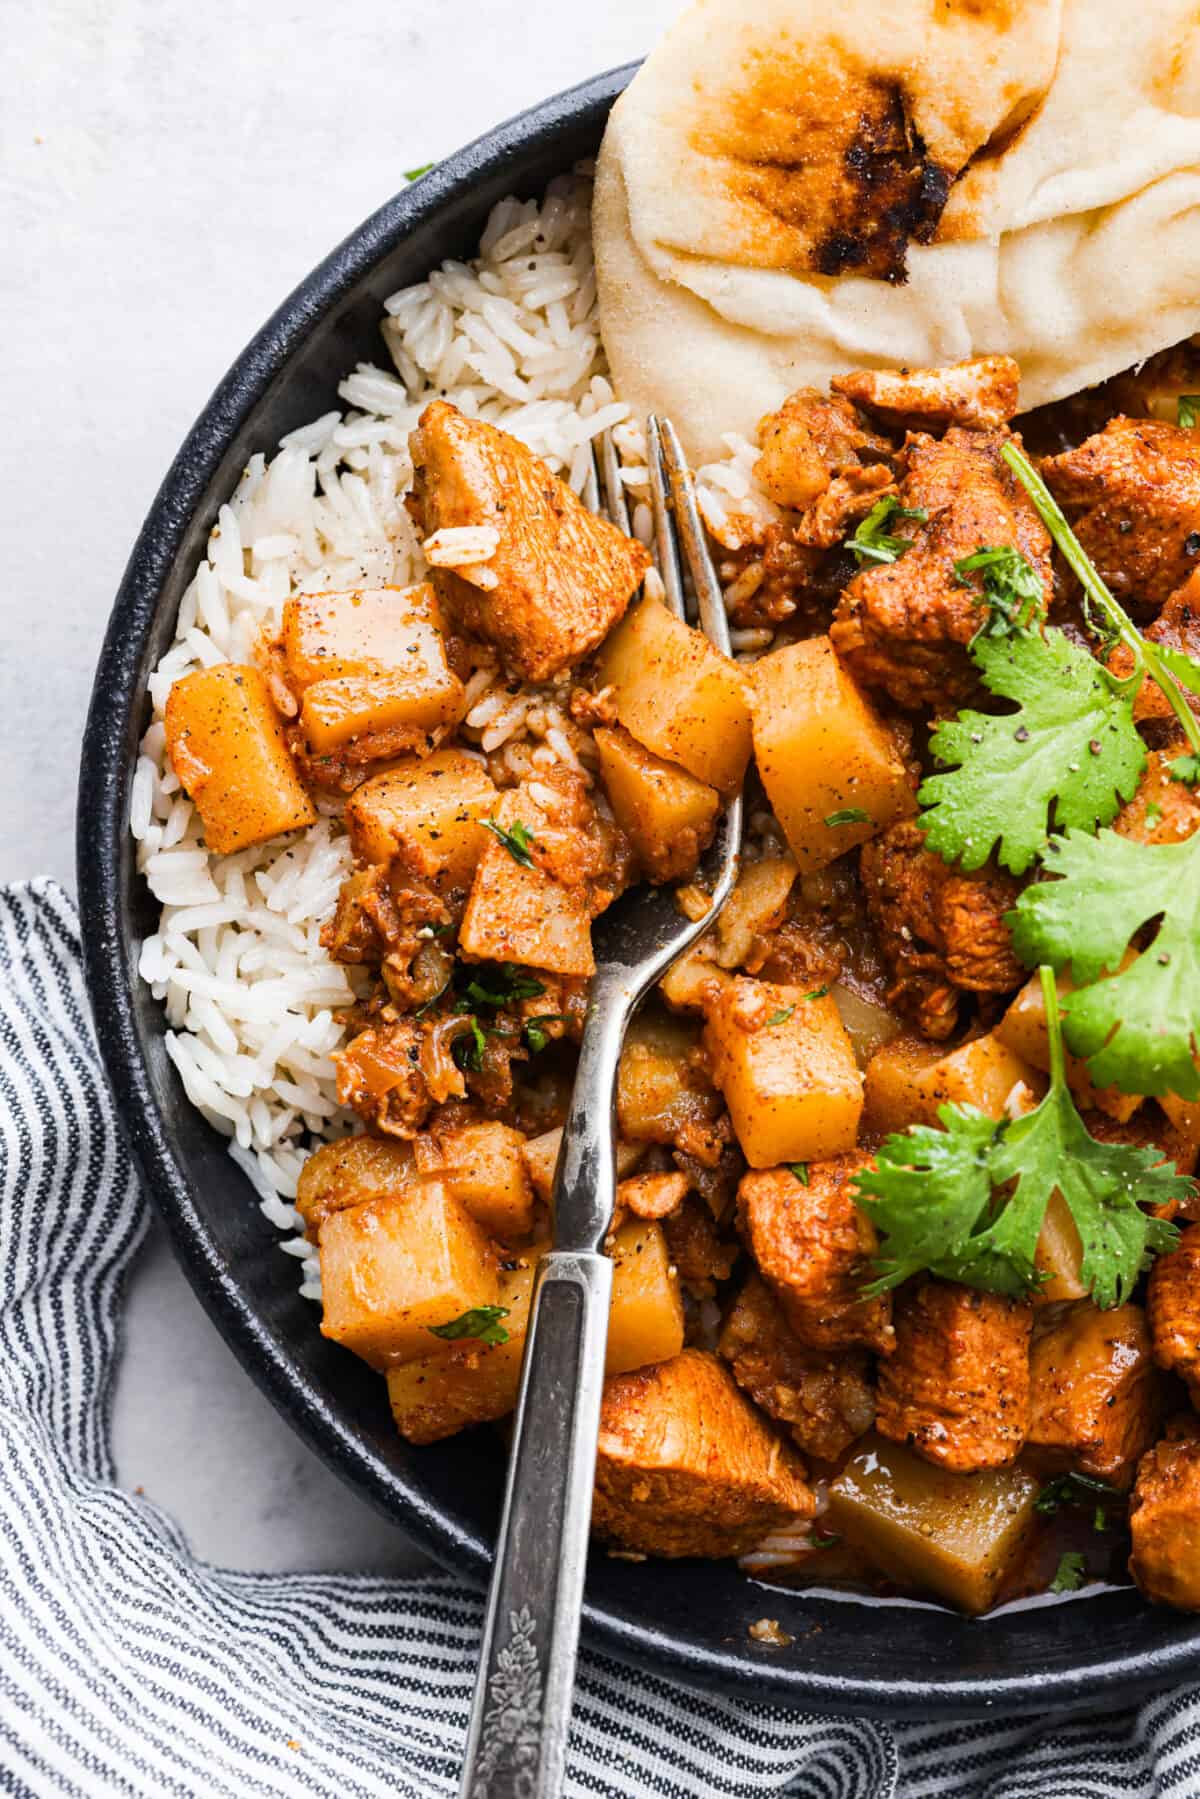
[653,416,734,660]
[646,416,688,619]
[599,427,631,536]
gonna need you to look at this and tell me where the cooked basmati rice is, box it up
[132,168,775,1288]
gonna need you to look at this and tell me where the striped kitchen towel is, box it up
[2,877,1199,1798]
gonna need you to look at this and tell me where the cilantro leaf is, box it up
[988,1069,1180,1307]
[857,969,1186,1304]
[1170,754,1200,787]
[824,808,871,828]
[846,496,928,565]
[1010,828,1200,1099]
[955,545,1046,635]
[1179,395,1200,429]
[789,1163,810,1186]
[404,161,435,181]
[855,1106,1005,1295]
[460,964,545,1008]
[1034,1472,1118,1517]
[428,1305,509,1346]
[482,816,537,866]
[919,622,1145,875]
[807,1531,842,1550]
[766,1006,795,1026]
[524,1012,573,1054]
[1051,1551,1088,1594]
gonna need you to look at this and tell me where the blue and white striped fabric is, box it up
[3,878,1200,1798]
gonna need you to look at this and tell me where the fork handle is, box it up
[458,1249,613,1799]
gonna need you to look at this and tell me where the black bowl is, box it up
[77,63,1200,1716]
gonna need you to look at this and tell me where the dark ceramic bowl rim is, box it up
[77,62,1200,1717]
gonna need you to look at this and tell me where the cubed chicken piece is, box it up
[753,388,892,513]
[616,1170,690,1222]
[1028,1302,1163,1489]
[318,1179,501,1369]
[830,428,1053,712]
[617,1009,722,1148]
[703,977,864,1167]
[409,400,649,681]
[1148,1224,1200,1405]
[737,1157,893,1355]
[1043,418,1200,612]
[877,1280,1032,1472]
[751,636,916,872]
[164,664,316,853]
[595,592,753,793]
[592,1350,814,1558]
[1129,1426,1200,1610]
[828,1432,1040,1614]
[594,725,719,883]
[434,1120,535,1241]
[860,820,1025,1041]
[458,787,595,976]
[662,1195,739,1298]
[1114,741,1200,847]
[344,749,498,887]
[283,584,464,754]
[832,356,1021,432]
[719,1273,875,1460]
[296,1134,417,1235]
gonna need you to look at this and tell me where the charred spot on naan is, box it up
[686,47,954,284]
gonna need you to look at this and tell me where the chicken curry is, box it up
[164,345,1200,1618]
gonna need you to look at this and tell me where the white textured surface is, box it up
[4,0,674,1574]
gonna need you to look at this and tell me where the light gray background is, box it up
[3,0,675,1574]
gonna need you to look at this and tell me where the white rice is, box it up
[132,167,775,1286]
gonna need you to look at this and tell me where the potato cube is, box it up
[703,977,862,1167]
[617,1010,721,1145]
[296,1134,416,1234]
[345,748,497,883]
[608,1219,685,1372]
[385,1251,537,1444]
[864,1031,1043,1137]
[318,1180,500,1369]
[595,593,752,793]
[284,584,445,686]
[996,969,1142,1125]
[658,941,732,1012]
[862,1036,945,1137]
[164,663,315,854]
[521,1130,644,1203]
[595,725,719,882]
[458,789,594,976]
[1035,1192,1088,1302]
[752,636,915,870]
[827,1432,1040,1614]
[286,583,463,753]
[437,1120,535,1241]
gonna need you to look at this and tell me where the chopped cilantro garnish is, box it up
[1050,1551,1088,1594]
[855,968,1186,1305]
[789,1163,810,1187]
[524,1012,574,1054]
[404,161,435,181]
[955,544,1046,636]
[802,984,830,1001]
[917,548,1144,876]
[766,1006,795,1027]
[807,1531,841,1550]
[824,808,871,829]
[482,816,537,866]
[1010,827,1200,1100]
[1145,800,1163,824]
[460,965,546,1008]
[1034,1472,1118,1517]
[451,1016,488,1073]
[1170,753,1200,787]
[846,496,928,565]
[428,1305,509,1346]
[1179,395,1200,429]
[1094,1506,1109,1533]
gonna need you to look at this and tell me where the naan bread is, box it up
[595,0,1200,459]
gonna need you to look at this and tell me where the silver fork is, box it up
[458,418,743,1799]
